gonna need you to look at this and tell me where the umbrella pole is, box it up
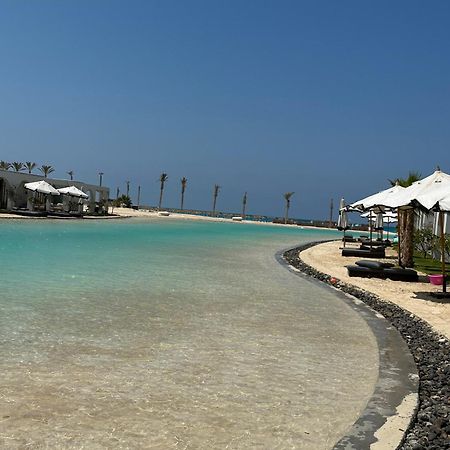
[387,217,390,241]
[369,211,373,249]
[439,211,447,293]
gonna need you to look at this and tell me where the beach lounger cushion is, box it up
[360,239,392,248]
[346,265,418,282]
[355,260,395,269]
[341,247,386,258]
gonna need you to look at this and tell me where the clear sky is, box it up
[1,1,449,219]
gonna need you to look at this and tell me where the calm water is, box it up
[0,218,378,449]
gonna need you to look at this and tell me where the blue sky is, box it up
[1,1,450,219]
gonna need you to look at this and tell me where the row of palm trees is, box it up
[1,162,297,222]
[0,161,60,178]
[154,172,295,223]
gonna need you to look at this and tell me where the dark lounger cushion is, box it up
[342,248,386,258]
[347,265,418,282]
[355,260,395,269]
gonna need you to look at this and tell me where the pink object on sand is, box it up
[428,274,444,286]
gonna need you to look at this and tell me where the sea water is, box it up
[0,218,378,449]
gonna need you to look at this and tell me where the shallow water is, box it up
[0,219,378,448]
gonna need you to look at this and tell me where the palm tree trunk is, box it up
[285,201,289,224]
[400,209,414,267]
[212,196,217,216]
[181,192,185,210]
[159,187,164,209]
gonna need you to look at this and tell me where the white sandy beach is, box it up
[300,240,450,339]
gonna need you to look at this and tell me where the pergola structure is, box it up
[0,169,110,214]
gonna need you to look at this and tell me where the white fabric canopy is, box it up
[337,198,349,229]
[24,180,60,195]
[361,211,398,223]
[413,179,450,212]
[57,186,89,199]
[350,184,404,212]
[382,169,450,210]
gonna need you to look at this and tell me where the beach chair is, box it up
[346,260,418,281]
[341,246,386,258]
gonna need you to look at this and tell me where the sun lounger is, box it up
[341,247,386,258]
[360,239,392,248]
[347,264,418,281]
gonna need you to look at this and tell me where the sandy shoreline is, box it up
[300,240,450,339]
[1,207,339,231]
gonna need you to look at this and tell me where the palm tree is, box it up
[212,184,220,216]
[11,162,24,172]
[39,165,55,178]
[67,170,74,180]
[283,192,295,224]
[0,161,11,171]
[180,177,187,210]
[25,162,37,174]
[158,172,168,209]
[389,171,422,267]
[242,192,247,219]
[98,172,104,186]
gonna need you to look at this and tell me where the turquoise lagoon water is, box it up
[0,219,379,449]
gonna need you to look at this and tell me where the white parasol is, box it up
[350,184,405,212]
[57,186,89,199]
[24,180,60,195]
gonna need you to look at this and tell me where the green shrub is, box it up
[413,228,436,258]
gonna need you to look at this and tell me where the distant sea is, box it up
[0,218,379,448]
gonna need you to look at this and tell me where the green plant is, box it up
[283,192,295,224]
[113,195,132,208]
[39,165,55,178]
[444,234,450,261]
[159,172,168,209]
[12,162,24,172]
[212,184,220,216]
[413,228,436,258]
[25,162,36,174]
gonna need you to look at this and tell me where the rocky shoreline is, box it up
[284,242,450,450]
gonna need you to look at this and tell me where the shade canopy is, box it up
[57,186,89,199]
[350,184,404,212]
[361,210,398,223]
[413,179,450,212]
[381,169,450,210]
[24,180,60,195]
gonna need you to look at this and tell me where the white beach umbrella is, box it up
[337,198,349,247]
[410,178,450,294]
[361,211,398,223]
[381,168,450,210]
[350,184,405,212]
[24,180,60,195]
[57,186,89,199]
[413,178,450,211]
[337,198,349,230]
